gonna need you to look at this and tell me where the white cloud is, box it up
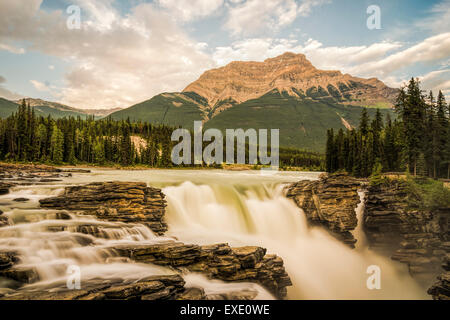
[157,0,224,21]
[352,33,450,77]
[225,0,330,36]
[30,80,50,92]
[419,69,450,99]
[212,37,402,72]
[0,42,25,54]
[0,0,214,109]
[416,0,450,34]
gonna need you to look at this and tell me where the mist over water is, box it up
[0,170,428,299]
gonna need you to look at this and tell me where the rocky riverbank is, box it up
[286,172,361,247]
[363,180,449,288]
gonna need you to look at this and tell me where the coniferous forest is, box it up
[0,99,324,169]
[326,78,450,179]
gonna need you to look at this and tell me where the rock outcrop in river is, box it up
[39,181,168,235]
[114,242,291,299]
[286,172,361,247]
[364,180,449,287]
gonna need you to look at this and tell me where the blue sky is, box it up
[0,0,449,109]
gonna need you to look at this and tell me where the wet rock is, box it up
[428,272,450,300]
[0,215,9,228]
[0,275,185,301]
[115,242,291,299]
[0,266,39,283]
[364,180,449,284]
[0,182,15,195]
[176,287,206,300]
[206,289,259,300]
[0,251,18,270]
[286,172,361,247]
[39,178,62,183]
[39,181,168,235]
[13,198,29,202]
[62,169,91,173]
[0,163,61,173]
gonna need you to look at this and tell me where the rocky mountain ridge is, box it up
[183,52,397,117]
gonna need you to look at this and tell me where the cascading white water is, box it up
[163,181,428,299]
[0,170,429,299]
[0,180,273,298]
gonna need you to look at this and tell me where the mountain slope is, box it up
[0,98,21,118]
[109,92,206,129]
[0,98,121,119]
[204,90,393,152]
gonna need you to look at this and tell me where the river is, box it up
[0,169,428,299]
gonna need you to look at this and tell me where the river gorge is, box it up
[0,167,445,300]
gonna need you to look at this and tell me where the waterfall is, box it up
[0,183,272,298]
[0,170,429,299]
[164,181,428,299]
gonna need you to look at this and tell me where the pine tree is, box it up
[50,125,64,164]
[436,91,448,177]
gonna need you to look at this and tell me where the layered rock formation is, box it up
[39,181,168,235]
[428,251,450,300]
[1,274,186,300]
[184,52,397,111]
[0,240,290,300]
[286,172,361,247]
[0,163,79,196]
[364,181,449,285]
[114,242,291,299]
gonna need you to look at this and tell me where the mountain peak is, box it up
[183,52,396,112]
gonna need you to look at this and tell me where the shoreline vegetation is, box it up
[0,161,323,172]
[0,99,324,171]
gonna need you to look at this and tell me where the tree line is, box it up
[0,99,324,169]
[326,78,450,179]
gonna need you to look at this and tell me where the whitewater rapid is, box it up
[0,169,428,299]
[163,180,428,299]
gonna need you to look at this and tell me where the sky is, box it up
[0,0,449,109]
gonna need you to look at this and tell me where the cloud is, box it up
[0,0,214,109]
[416,0,450,35]
[212,37,402,71]
[30,80,50,92]
[419,69,450,99]
[351,33,450,78]
[0,76,24,100]
[157,0,224,21]
[224,0,330,36]
[0,42,25,54]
